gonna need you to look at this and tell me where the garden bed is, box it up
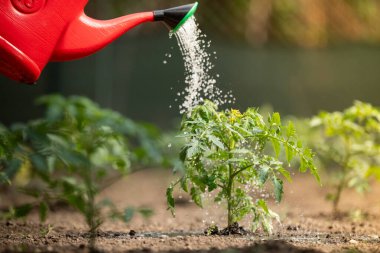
[1,169,380,253]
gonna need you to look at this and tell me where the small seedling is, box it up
[167,101,319,233]
[0,95,154,248]
[310,101,380,214]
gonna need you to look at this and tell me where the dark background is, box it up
[2,0,380,128]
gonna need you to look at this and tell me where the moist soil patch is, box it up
[1,169,380,252]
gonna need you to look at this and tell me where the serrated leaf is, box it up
[271,139,281,158]
[180,177,189,193]
[259,165,270,185]
[272,113,281,125]
[272,176,283,203]
[278,167,292,182]
[208,135,225,149]
[286,121,296,138]
[166,186,175,216]
[186,141,199,158]
[257,199,269,213]
[285,145,294,164]
[190,187,203,207]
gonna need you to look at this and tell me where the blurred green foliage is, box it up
[310,101,380,213]
[0,95,162,247]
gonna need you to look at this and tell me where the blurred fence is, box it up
[2,0,380,128]
[89,0,380,47]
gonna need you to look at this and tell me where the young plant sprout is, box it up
[167,101,319,233]
[310,101,380,214]
[0,95,154,248]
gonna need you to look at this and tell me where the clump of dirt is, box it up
[204,223,249,236]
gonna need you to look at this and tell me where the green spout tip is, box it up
[172,2,199,33]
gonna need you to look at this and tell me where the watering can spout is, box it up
[53,2,198,61]
[0,1,198,83]
[154,2,199,33]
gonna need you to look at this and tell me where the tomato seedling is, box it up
[0,95,154,248]
[310,101,380,214]
[167,101,319,233]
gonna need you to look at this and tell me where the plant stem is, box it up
[227,163,234,227]
[333,173,345,215]
[333,136,351,215]
[85,167,97,249]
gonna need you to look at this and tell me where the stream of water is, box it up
[168,16,234,114]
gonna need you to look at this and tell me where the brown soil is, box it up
[1,169,380,253]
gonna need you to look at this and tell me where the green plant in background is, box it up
[0,125,13,185]
[167,101,319,233]
[0,95,156,248]
[310,101,380,214]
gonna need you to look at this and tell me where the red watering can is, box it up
[0,0,198,84]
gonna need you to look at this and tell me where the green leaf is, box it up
[14,204,33,218]
[0,172,10,185]
[39,202,48,222]
[180,177,189,193]
[286,121,296,138]
[190,187,203,207]
[124,207,135,223]
[30,154,48,173]
[166,186,175,216]
[5,158,23,179]
[137,208,154,219]
[285,144,294,164]
[272,176,283,203]
[257,199,269,214]
[179,147,188,162]
[65,194,86,214]
[278,167,292,182]
[259,165,270,185]
[272,113,281,125]
[187,140,199,158]
[208,135,225,149]
[271,139,281,158]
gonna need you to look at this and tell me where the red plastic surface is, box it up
[52,12,154,61]
[0,36,40,83]
[11,0,45,14]
[0,0,154,83]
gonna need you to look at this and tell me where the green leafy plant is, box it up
[310,101,380,214]
[0,95,154,248]
[167,101,319,233]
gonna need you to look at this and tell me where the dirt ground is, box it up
[0,169,379,253]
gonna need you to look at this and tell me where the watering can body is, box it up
[0,0,197,84]
[0,0,156,83]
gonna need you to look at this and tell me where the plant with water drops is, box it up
[167,101,319,233]
[310,101,380,214]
